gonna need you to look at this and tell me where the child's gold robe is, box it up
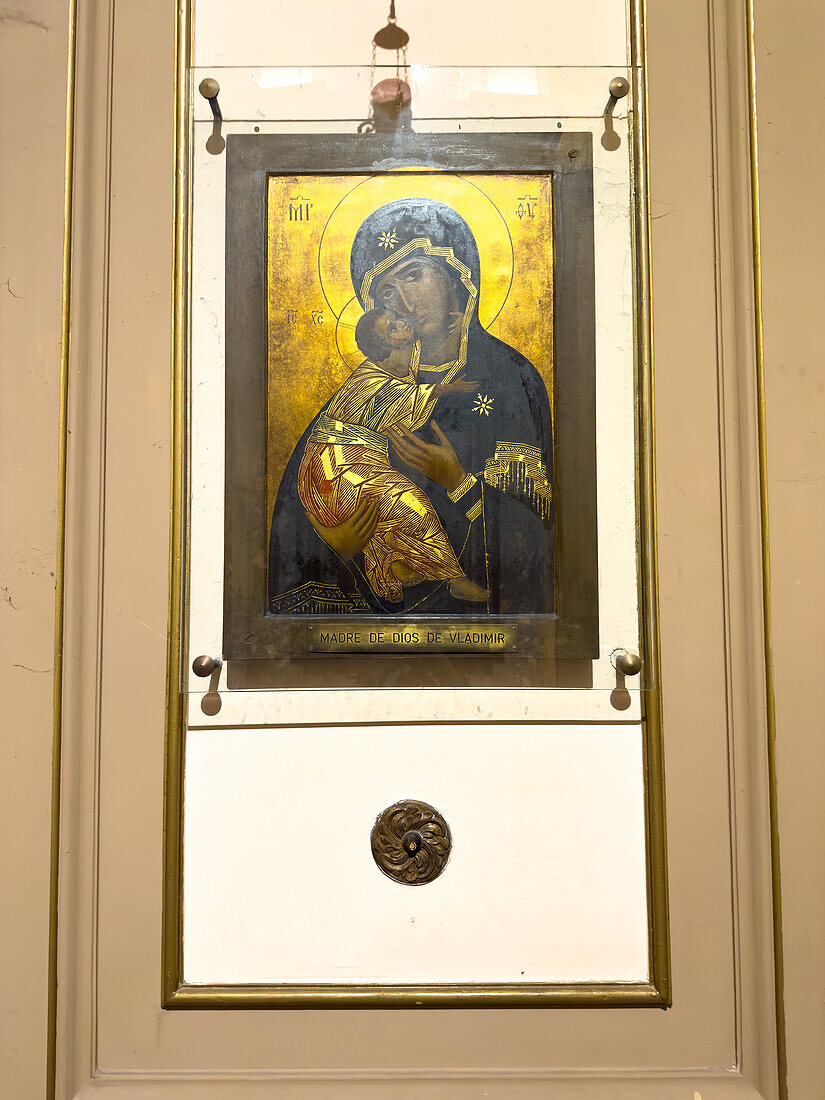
[298,361,464,603]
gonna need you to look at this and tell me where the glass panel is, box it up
[177,57,657,998]
[190,64,632,124]
[182,67,649,715]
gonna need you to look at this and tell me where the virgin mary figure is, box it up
[267,197,555,616]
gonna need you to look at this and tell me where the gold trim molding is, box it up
[745,0,787,1091]
[160,0,672,1010]
[48,0,79,1090]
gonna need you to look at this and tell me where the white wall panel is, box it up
[184,722,648,984]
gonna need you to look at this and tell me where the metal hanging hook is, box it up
[361,0,412,133]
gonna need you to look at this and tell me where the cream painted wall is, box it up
[753,1,825,1093]
[0,0,70,1096]
[193,0,629,68]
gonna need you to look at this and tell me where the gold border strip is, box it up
[162,0,191,1006]
[745,0,787,1094]
[630,0,671,1007]
[47,0,79,1090]
[166,981,665,1009]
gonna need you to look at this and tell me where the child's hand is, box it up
[448,311,464,336]
[441,373,479,396]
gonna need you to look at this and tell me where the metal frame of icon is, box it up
[222,132,598,673]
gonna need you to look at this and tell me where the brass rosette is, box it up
[370,799,452,885]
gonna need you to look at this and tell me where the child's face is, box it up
[374,311,414,348]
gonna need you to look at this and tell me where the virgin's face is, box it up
[373,257,454,340]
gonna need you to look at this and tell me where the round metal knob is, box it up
[613,649,642,677]
[198,77,220,101]
[192,654,218,678]
[609,76,630,99]
[402,830,423,856]
[371,800,451,886]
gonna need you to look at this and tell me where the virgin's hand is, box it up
[306,498,379,561]
[389,421,466,493]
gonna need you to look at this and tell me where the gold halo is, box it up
[319,172,514,341]
[335,296,369,373]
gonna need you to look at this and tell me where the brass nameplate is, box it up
[307,623,518,655]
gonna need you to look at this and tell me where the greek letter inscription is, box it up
[516,195,538,220]
[288,196,313,222]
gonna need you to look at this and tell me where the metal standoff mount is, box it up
[608,76,630,101]
[611,648,643,677]
[602,76,629,151]
[198,77,223,121]
[192,654,221,678]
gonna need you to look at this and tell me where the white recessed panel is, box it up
[192,0,631,69]
[183,722,649,984]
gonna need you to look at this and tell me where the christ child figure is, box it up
[298,308,490,604]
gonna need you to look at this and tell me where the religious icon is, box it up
[223,135,597,661]
[267,179,555,621]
